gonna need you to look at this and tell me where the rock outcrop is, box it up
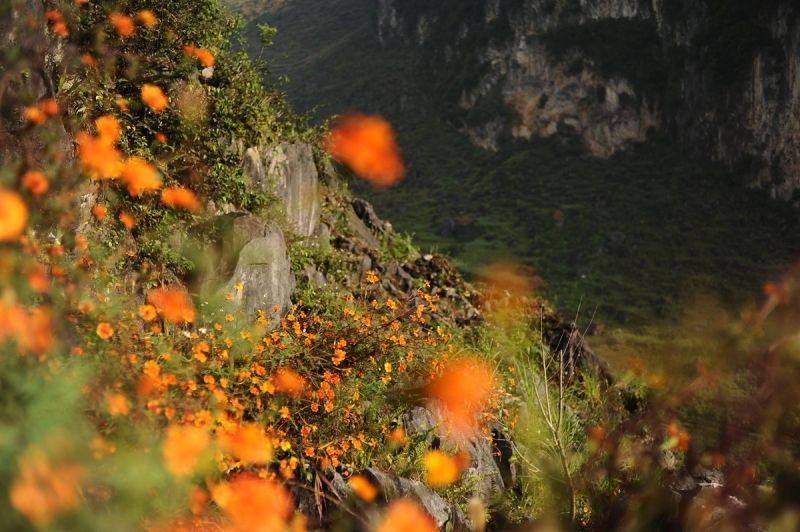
[377,0,800,198]
[213,213,294,325]
[402,406,514,503]
[0,0,73,165]
[243,141,321,237]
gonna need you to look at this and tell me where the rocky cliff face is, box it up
[377,0,800,198]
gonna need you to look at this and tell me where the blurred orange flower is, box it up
[0,190,28,241]
[147,286,196,323]
[23,106,47,125]
[211,474,293,532]
[95,115,121,143]
[425,357,495,435]
[21,170,48,196]
[161,187,202,213]
[138,304,157,321]
[120,157,161,197]
[423,450,467,487]
[217,423,273,464]
[76,132,123,179]
[96,322,114,340]
[106,392,130,416]
[109,12,135,38]
[324,114,404,188]
[377,499,436,532]
[348,474,377,502]
[92,203,107,221]
[273,368,306,397]
[0,304,52,355]
[136,9,158,28]
[119,212,135,230]
[183,45,215,67]
[9,448,83,526]
[163,425,210,477]
[22,99,59,125]
[40,99,58,116]
[141,84,169,113]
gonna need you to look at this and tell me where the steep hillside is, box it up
[378,0,800,199]
[237,0,800,335]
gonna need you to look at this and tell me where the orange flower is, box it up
[21,170,48,196]
[147,286,196,323]
[163,425,210,477]
[138,304,157,321]
[211,474,293,532]
[106,392,130,416]
[40,99,59,116]
[51,21,69,37]
[109,12,135,38]
[424,450,465,487]
[425,357,495,435]
[0,190,28,241]
[141,84,169,113]
[194,48,215,67]
[23,307,54,354]
[217,423,273,464]
[92,203,107,221]
[120,157,161,196]
[143,360,161,379]
[377,499,436,532]
[183,45,216,67]
[324,114,404,188]
[96,322,114,340]
[136,9,158,28]
[76,132,123,179]
[0,305,52,355]
[118,212,135,230]
[273,368,306,397]
[23,106,47,125]
[387,427,407,447]
[9,448,83,526]
[348,475,377,502]
[95,115,121,144]
[161,186,202,213]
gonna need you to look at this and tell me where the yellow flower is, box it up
[424,450,464,488]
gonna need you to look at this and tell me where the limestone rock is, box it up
[216,214,294,325]
[363,468,469,531]
[401,406,511,502]
[241,142,320,237]
[345,204,381,249]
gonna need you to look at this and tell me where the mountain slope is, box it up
[239,0,800,329]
